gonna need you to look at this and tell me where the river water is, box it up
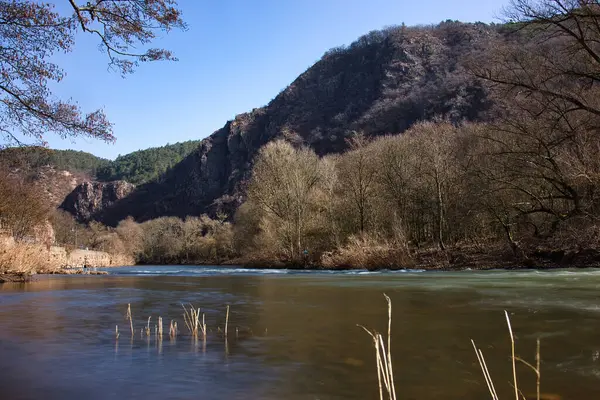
[1,266,599,399]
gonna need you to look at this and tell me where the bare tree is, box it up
[336,133,378,234]
[0,172,50,240]
[0,0,185,146]
[245,140,327,261]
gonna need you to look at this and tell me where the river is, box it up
[0,266,599,399]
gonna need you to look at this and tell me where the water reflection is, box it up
[0,271,599,399]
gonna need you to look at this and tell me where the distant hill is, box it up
[93,21,500,225]
[1,140,202,186]
[0,141,202,210]
[0,147,107,207]
[96,140,201,185]
[0,147,110,176]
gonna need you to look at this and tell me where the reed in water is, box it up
[358,293,396,400]
[122,303,234,341]
[126,304,134,337]
[360,295,545,400]
[182,304,207,339]
[471,311,542,400]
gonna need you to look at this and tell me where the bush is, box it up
[0,236,61,274]
[320,234,413,270]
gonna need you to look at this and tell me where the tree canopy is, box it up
[0,146,109,175]
[96,140,200,185]
[0,0,185,146]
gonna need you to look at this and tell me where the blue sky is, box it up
[43,0,507,160]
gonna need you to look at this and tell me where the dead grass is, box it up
[361,295,546,400]
[358,294,397,400]
[0,236,61,274]
[321,234,413,270]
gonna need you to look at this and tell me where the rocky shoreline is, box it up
[0,269,109,283]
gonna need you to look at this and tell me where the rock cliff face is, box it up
[95,22,499,225]
[60,181,135,222]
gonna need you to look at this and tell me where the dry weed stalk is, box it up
[126,304,134,337]
[515,339,541,400]
[169,320,178,338]
[358,293,396,400]
[182,304,206,338]
[506,311,518,400]
[225,305,230,337]
[471,311,542,400]
[145,316,151,337]
[471,339,498,400]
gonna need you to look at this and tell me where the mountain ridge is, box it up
[93,20,499,225]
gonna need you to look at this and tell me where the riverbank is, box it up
[0,235,133,283]
[230,241,600,271]
[0,269,109,283]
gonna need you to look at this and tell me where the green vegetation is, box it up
[0,140,201,185]
[96,140,200,185]
[0,147,110,176]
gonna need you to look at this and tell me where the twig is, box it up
[515,339,541,400]
[536,338,541,400]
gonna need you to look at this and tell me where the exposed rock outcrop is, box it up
[96,22,498,225]
[60,181,135,222]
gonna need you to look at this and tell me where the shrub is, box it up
[321,233,413,270]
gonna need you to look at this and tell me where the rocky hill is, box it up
[60,181,135,222]
[1,141,201,216]
[91,21,498,225]
[0,147,103,208]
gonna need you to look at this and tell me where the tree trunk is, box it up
[435,175,446,251]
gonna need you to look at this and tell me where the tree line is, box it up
[232,0,600,269]
[3,0,600,269]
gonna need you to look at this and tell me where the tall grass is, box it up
[121,304,240,345]
[182,304,206,339]
[322,234,413,270]
[0,238,61,274]
[361,295,544,400]
[358,294,397,400]
[472,311,542,400]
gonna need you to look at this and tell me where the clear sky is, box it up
[43,0,507,160]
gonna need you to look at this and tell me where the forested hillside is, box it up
[0,147,109,176]
[0,140,201,186]
[97,21,498,224]
[96,140,200,185]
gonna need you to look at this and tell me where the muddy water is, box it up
[1,266,599,399]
